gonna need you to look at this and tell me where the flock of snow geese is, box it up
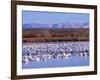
[22,42,89,64]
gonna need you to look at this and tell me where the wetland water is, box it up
[22,41,89,69]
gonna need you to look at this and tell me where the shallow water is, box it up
[22,56,89,69]
[22,41,89,69]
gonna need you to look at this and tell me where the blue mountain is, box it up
[23,23,89,29]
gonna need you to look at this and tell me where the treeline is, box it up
[22,28,89,42]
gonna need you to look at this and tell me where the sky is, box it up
[22,11,89,24]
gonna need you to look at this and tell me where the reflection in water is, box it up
[22,41,89,69]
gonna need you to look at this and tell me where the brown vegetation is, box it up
[22,28,89,42]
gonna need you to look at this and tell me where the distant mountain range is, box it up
[23,23,89,29]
